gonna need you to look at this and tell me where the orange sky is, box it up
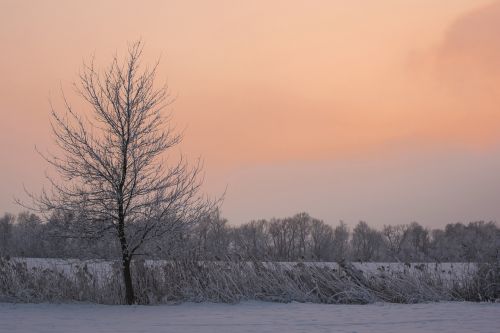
[1,0,500,227]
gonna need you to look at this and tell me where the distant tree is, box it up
[267,213,313,261]
[0,213,15,257]
[293,213,312,259]
[22,41,216,304]
[232,219,270,259]
[402,222,430,261]
[268,218,290,260]
[460,221,498,262]
[351,221,383,261]
[382,224,408,261]
[429,221,499,262]
[193,209,230,260]
[309,219,334,261]
[332,221,350,261]
[14,212,44,257]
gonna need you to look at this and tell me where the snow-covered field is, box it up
[1,301,498,333]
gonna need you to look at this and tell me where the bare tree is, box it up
[309,219,334,261]
[403,222,430,261]
[294,212,311,260]
[351,221,383,262]
[382,224,408,261]
[193,209,231,260]
[332,221,350,261]
[232,219,270,260]
[0,213,15,257]
[14,212,43,257]
[22,41,215,304]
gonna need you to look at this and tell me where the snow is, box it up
[16,257,477,282]
[1,301,498,333]
[19,258,116,286]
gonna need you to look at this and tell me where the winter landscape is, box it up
[1,1,500,332]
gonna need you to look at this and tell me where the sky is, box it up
[1,0,500,228]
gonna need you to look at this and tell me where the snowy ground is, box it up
[1,301,498,333]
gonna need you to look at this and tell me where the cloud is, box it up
[436,0,500,94]
[404,1,500,150]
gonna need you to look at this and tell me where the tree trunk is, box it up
[122,255,135,305]
[118,212,135,305]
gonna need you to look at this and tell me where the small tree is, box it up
[23,41,215,304]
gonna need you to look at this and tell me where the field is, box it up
[1,301,499,333]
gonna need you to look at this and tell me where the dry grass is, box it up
[0,257,498,305]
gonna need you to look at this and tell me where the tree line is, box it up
[1,211,498,263]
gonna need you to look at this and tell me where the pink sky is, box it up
[1,0,500,227]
